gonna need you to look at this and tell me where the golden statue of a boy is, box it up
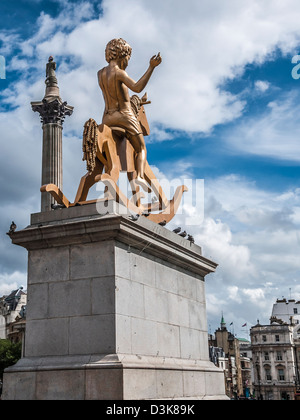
[98,38,162,192]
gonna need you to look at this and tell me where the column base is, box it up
[3,354,228,400]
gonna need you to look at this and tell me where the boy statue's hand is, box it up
[150,53,162,68]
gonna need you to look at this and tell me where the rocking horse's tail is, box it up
[82,118,99,174]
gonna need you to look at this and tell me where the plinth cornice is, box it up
[9,205,217,277]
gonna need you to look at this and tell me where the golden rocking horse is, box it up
[41,94,187,224]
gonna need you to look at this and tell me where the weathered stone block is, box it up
[156,322,180,358]
[25,318,69,357]
[144,285,169,323]
[85,369,123,400]
[123,368,157,400]
[131,317,158,356]
[69,314,115,355]
[115,276,145,318]
[26,282,48,319]
[36,370,85,400]
[28,246,69,284]
[48,278,91,318]
[70,241,114,279]
[116,314,132,353]
[91,276,115,315]
[156,370,184,399]
[2,371,36,400]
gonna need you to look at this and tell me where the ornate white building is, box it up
[250,298,300,400]
[271,298,300,325]
[0,288,26,341]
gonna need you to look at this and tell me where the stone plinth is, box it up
[3,202,227,400]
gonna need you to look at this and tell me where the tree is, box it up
[0,339,21,379]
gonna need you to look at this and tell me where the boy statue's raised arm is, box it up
[118,52,162,93]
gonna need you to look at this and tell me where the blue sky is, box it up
[1,0,300,338]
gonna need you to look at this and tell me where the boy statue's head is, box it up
[105,38,132,64]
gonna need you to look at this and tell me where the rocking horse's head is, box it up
[105,38,132,69]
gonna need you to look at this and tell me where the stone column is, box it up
[31,57,73,212]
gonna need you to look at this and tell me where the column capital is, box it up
[31,97,73,126]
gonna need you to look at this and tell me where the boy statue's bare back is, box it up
[98,38,162,192]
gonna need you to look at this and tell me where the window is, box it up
[275,335,280,342]
[262,335,267,342]
[294,308,298,314]
[265,368,272,381]
[281,391,290,400]
[277,351,282,361]
[278,369,285,381]
[264,352,269,361]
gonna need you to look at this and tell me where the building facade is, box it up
[209,317,245,398]
[239,338,253,398]
[0,288,26,344]
[271,298,300,325]
[250,318,300,400]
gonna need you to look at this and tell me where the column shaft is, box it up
[41,123,63,212]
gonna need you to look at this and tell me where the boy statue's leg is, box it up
[128,133,151,193]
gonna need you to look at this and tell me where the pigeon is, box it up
[51,203,65,210]
[158,220,167,226]
[10,221,16,230]
[173,227,181,234]
[179,230,187,238]
[187,234,195,243]
[129,214,140,221]
[7,221,17,235]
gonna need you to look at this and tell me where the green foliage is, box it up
[0,339,21,378]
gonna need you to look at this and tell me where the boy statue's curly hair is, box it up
[105,38,132,63]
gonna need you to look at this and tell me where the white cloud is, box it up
[0,32,20,55]
[228,286,243,303]
[3,0,300,136]
[194,217,256,282]
[224,92,300,161]
[254,80,270,92]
